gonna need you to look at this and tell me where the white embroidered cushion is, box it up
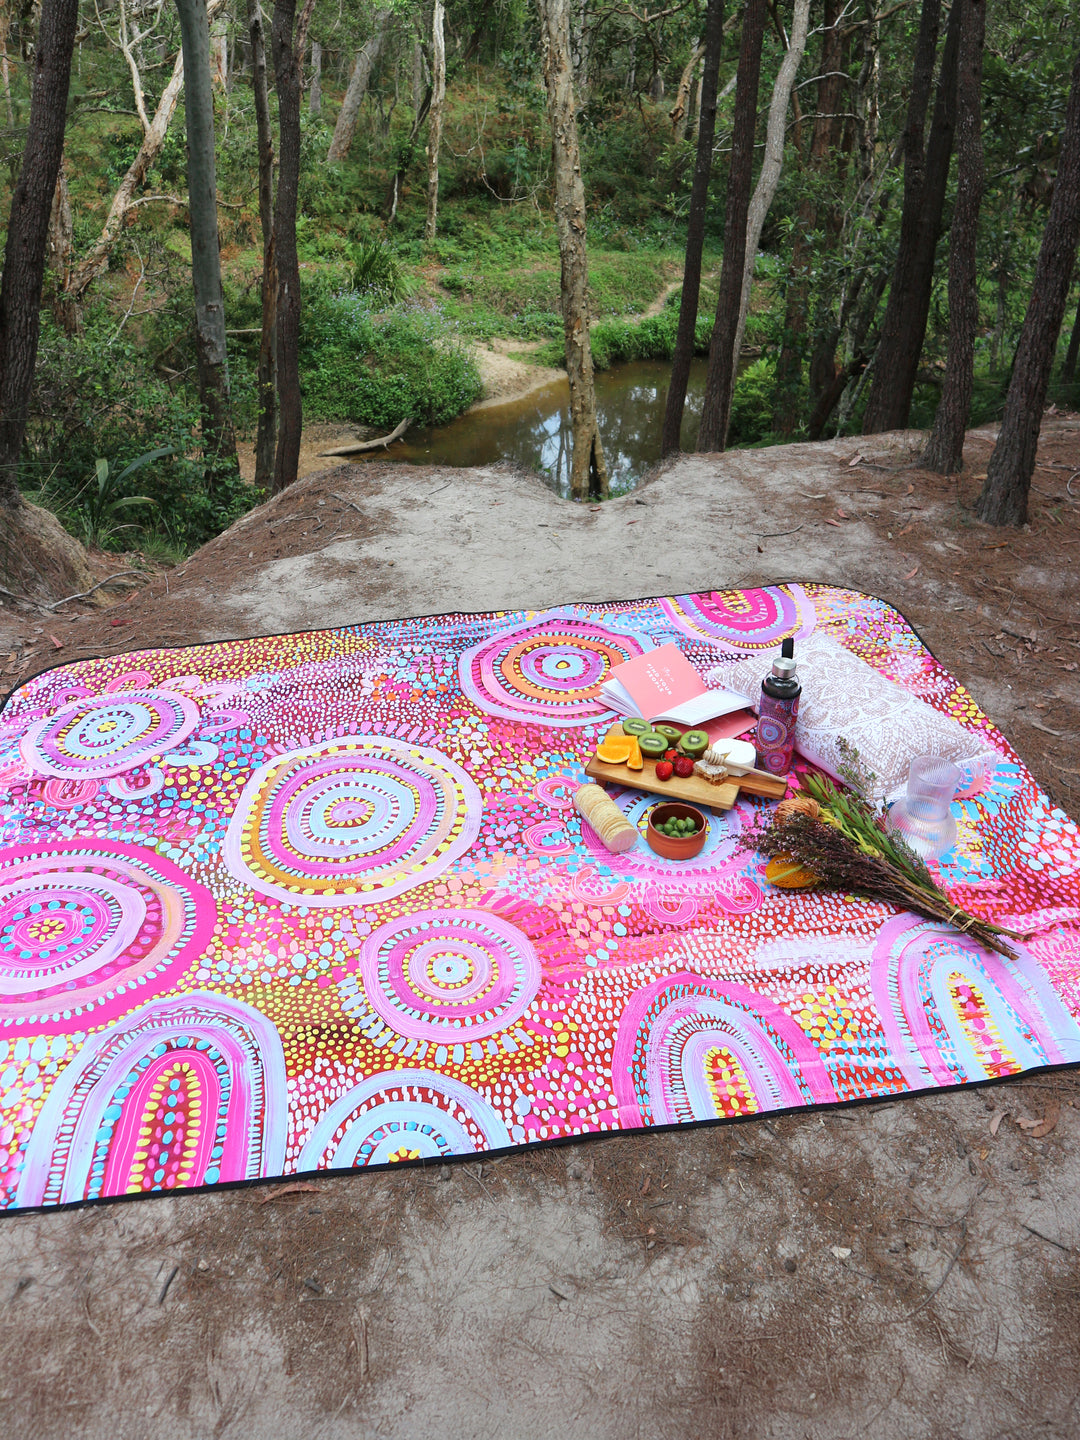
[709,630,997,802]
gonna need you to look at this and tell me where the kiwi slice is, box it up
[639,732,668,757]
[622,716,650,735]
[678,729,709,757]
[654,723,682,742]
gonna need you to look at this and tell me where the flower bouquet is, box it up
[744,746,1027,960]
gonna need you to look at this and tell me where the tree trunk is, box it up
[660,0,724,456]
[308,37,321,116]
[538,0,608,500]
[697,0,767,453]
[210,10,228,88]
[248,0,277,491]
[771,0,845,436]
[862,0,961,434]
[1061,289,1080,386]
[730,0,810,379]
[920,0,985,475]
[669,38,704,133]
[0,0,79,510]
[424,1,446,243]
[326,9,391,163]
[976,51,1080,526]
[46,154,74,295]
[175,0,237,471]
[271,0,305,492]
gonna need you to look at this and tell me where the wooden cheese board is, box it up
[584,754,788,811]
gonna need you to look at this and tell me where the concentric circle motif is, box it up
[458,610,652,726]
[20,689,201,779]
[297,1070,511,1170]
[341,908,541,1042]
[660,585,815,650]
[0,845,215,1030]
[223,737,481,906]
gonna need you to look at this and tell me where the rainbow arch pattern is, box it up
[0,586,1077,1211]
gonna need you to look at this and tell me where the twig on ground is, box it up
[47,571,148,610]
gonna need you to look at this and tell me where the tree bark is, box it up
[731,0,810,378]
[0,0,79,510]
[1061,289,1080,386]
[862,0,961,434]
[697,0,767,453]
[308,37,321,116]
[46,156,75,320]
[271,0,306,492]
[424,1,446,243]
[326,9,392,163]
[669,38,704,133]
[538,0,608,500]
[661,0,724,456]
[976,51,1080,526]
[248,0,277,491]
[920,0,985,474]
[175,0,237,471]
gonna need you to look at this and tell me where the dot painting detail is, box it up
[0,585,1077,1212]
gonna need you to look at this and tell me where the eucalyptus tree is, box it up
[175,0,238,471]
[424,1,446,241]
[0,0,79,512]
[697,0,767,453]
[249,0,278,489]
[327,8,394,162]
[977,50,1080,525]
[538,0,608,499]
[921,0,985,475]
[661,0,725,457]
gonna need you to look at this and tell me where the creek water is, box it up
[348,358,707,497]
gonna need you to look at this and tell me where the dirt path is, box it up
[2,420,1079,1440]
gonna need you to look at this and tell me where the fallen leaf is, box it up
[984,541,1010,550]
[970,473,988,481]
[942,540,963,551]
[830,1246,852,1260]
[1017,1117,1040,1130]
[898,523,914,536]
[757,544,764,553]
[626,519,639,525]
[835,507,849,519]
[109,617,133,628]
[48,635,64,650]
[256,1182,323,1204]
[646,1227,656,1236]
[848,454,864,467]
[1031,1102,1061,1139]
[989,1109,1007,1136]
[904,484,914,495]
[904,565,919,579]
[824,518,842,528]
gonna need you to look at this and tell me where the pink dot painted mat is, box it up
[0,584,1077,1212]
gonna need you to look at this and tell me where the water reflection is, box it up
[348,358,707,497]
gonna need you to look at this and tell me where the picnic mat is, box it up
[1,584,1078,1212]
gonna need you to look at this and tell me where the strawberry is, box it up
[673,755,695,779]
[655,760,674,781]
[664,748,679,762]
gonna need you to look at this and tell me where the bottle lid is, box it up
[771,656,797,679]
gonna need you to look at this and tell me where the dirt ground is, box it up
[1,420,1079,1440]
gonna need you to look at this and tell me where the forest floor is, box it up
[1,420,1079,1439]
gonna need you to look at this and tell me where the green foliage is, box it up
[349,241,414,304]
[728,358,779,448]
[299,287,482,427]
[25,311,259,553]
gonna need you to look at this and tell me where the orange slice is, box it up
[596,736,634,764]
[625,737,643,770]
[765,856,818,889]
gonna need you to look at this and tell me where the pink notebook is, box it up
[602,643,754,728]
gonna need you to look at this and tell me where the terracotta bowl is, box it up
[646,802,708,860]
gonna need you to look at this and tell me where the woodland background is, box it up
[1,0,1079,565]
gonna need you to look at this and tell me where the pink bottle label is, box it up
[756,690,799,775]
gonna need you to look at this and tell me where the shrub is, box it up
[299,289,482,427]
